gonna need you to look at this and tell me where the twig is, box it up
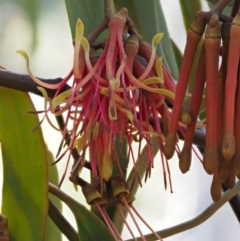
[222,183,240,222]
[211,0,232,14]
[125,181,240,241]
[48,198,79,241]
[87,19,108,44]
[195,11,233,23]
[231,0,240,17]
[0,69,70,98]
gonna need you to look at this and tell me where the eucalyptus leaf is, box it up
[64,0,105,38]
[0,87,48,241]
[179,0,202,31]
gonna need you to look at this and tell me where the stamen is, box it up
[95,202,120,241]
[121,197,146,241]
[116,204,137,241]
[130,205,163,241]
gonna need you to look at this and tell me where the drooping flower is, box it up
[18,9,176,191]
[18,8,180,239]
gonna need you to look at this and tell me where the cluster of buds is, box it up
[164,7,240,201]
[18,7,180,239]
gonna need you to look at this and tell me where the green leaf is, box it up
[0,87,48,241]
[113,135,127,179]
[179,0,202,31]
[49,183,115,241]
[114,0,179,79]
[47,149,78,241]
[64,0,105,38]
[171,39,182,71]
[45,149,62,241]
[186,39,203,97]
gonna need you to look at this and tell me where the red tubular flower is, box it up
[16,8,194,239]
[18,9,176,192]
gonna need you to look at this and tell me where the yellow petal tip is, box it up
[152,33,164,48]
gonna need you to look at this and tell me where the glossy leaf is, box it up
[49,183,115,241]
[64,0,105,38]
[0,87,48,241]
[114,0,179,79]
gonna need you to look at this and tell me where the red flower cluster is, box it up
[19,8,176,192]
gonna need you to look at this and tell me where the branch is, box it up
[222,183,240,222]
[211,0,232,13]
[48,198,79,241]
[231,0,240,17]
[126,180,240,241]
[0,69,70,98]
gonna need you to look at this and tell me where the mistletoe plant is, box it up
[0,0,240,240]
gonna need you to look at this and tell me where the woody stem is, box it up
[87,19,108,44]
[212,0,232,14]
[231,0,240,17]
